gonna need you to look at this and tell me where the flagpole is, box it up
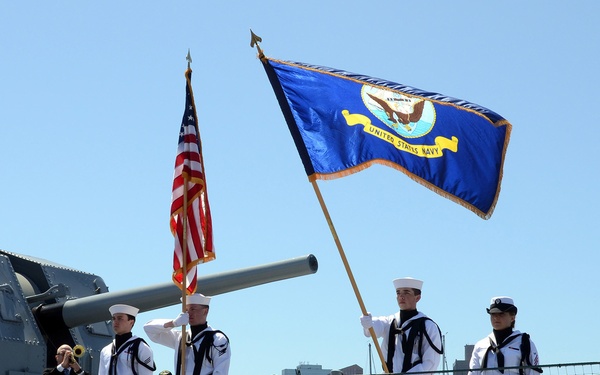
[180,175,189,375]
[179,50,193,375]
[311,180,390,374]
[251,30,388,372]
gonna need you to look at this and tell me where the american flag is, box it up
[170,69,215,294]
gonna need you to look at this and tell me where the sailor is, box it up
[468,297,541,375]
[143,293,231,375]
[98,304,156,375]
[360,277,443,373]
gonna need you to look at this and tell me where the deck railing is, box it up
[361,362,600,375]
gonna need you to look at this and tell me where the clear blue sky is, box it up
[1,1,599,374]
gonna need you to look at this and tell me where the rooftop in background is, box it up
[282,363,363,375]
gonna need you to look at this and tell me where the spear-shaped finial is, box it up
[250,29,264,59]
[186,49,192,69]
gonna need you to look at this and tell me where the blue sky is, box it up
[1,1,599,374]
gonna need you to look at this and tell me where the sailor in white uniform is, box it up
[143,294,231,375]
[469,297,541,375]
[360,277,443,374]
[99,304,155,375]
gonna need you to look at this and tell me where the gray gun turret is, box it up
[0,249,318,375]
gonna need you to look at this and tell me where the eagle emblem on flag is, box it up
[362,85,436,138]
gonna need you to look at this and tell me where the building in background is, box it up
[339,364,362,375]
[453,344,475,375]
[282,363,363,375]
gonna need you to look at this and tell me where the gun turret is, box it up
[0,249,317,375]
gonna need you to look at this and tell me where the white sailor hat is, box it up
[182,293,211,306]
[109,304,139,317]
[487,296,518,314]
[393,277,423,290]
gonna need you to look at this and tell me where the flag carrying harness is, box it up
[386,317,444,373]
[176,330,229,375]
[481,333,543,375]
[109,338,156,375]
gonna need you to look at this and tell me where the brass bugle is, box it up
[73,345,85,358]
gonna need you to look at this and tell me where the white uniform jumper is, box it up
[469,330,541,375]
[144,319,230,375]
[364,311,443,374]
[98,335,155,375]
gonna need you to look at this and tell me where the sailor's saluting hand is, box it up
[172,312,189,327]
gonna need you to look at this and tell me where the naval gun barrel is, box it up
[37,254,317,328]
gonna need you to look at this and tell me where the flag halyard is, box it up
[170,69,215,294]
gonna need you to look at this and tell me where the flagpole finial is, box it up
[186,49,192,69]
[250,29,264,60]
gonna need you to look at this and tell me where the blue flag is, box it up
[261,57,511,219]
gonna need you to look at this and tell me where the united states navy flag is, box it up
[261,57,511,219]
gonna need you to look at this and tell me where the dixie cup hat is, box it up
[182,293,211,306]
[109,304,139,317]
[393,277,423,290]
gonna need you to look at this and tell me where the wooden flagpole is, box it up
[310,180,390,374]
[249,31,388,373]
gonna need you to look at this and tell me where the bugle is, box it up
[73,344,85,358]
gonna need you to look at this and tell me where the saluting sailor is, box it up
[469,297,542,375]
[143,293,231,375]
[99,304,156,375]
[360,277,443,374]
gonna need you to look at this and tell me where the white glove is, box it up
[173,312,189,326]
[360,313,373,330]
